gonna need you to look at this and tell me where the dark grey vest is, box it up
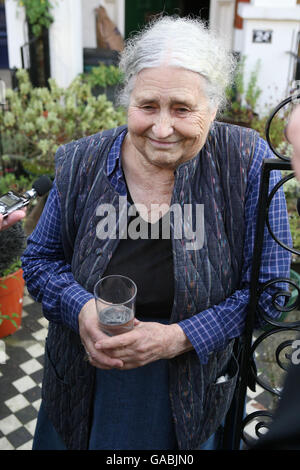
[42,122,258,449]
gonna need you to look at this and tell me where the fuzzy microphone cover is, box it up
[0,221,27,277]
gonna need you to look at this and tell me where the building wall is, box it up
[209,0,236,50]
[234,0,300,114]
[81,0,125,48]
[4,0,124,88]
[5,0,26,69]
[4,0,300,112]
[50,0,125,88]
[49,0,83,89]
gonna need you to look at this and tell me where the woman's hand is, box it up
[94,319,193,370]
[78,298,124,369]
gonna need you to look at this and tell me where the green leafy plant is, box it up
[0,69,126,176]
[223,57,299,265]
[0,172,33,195]
[0,218,26,335]
[251,112,288,149]
[222,56,262,124]
[245,60,262,111]
[17,0,54,37]
[81,64,124,104]
[0,221,25,332]
[82,64,124,89]
[0,260,23,280]
[0,311,19,328]
[222,55,290,150]
[281,159,300,262]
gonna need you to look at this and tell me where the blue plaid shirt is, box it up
[21,130,292,364]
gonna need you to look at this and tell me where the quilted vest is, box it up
[42,122,258,449]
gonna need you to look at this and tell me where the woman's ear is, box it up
[211,107,217,123]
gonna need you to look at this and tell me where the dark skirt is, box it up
[33,357,177,450]
[33,358,224,450]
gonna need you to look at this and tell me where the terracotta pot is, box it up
[0,268,24,338]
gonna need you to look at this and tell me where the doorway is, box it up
[125,0,210,39]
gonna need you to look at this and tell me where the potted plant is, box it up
[0,69,126,179]
[0,69,126,234]
[81,63,124,105]
[221,56,262,128]
[0,221,27,338]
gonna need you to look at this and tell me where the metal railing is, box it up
[223,94,300,449]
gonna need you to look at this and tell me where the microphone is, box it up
[23,175,53,200]
[0,175,53,218]
[0,176,52,274]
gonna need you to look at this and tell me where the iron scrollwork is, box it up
[223,93,300,449]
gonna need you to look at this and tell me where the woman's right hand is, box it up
[78,298,124,369]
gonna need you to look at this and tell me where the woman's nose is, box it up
[152,112,174,138]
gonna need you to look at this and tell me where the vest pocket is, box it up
[200,353,239,445]
[42,342,71,429]
[44,342,69,385]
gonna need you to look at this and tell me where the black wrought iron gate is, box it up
[222,94,300,450]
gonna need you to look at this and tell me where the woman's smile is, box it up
[147,137,182,148]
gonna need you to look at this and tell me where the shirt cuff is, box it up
[178,310,226,365]
[61,283,94,333]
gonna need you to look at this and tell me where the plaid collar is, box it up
[106,129,127,195]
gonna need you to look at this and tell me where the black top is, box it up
[103,191,174,320]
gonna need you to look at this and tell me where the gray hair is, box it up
[117,15,237,112]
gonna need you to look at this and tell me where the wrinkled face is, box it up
[127,66,217,171]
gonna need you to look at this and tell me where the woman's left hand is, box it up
[94,320,193,370]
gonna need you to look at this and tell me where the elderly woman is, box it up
[22,16,291,450]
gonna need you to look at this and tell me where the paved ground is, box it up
[0,288,298,450]
[0,289,46,450]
